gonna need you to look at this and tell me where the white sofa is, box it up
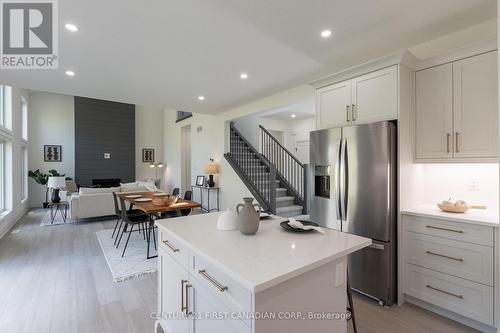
[68,181,157,220]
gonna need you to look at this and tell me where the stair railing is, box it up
[260,125,307,213]
[224,122,277,214]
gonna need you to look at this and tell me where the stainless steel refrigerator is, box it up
[310,121,397,305]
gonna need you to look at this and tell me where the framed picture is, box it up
[196,175,205,187]
[142,148,155,163]
[44,145,62,162]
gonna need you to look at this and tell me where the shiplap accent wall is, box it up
[74,97,135,186]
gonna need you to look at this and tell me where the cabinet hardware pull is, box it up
[346,105,350,122]
[425,225,463,234]
[198,269,228,292]
[426,285,463,299]
[446,133,451,153]
[181,280,187,312]
[162,240,179,252]
[455,132,459,153]
[351,104,356,121]
[185,283,192,315]
[426,250,463,262]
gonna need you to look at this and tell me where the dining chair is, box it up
[172,188,180,196]
[116,196,150,257]
[180,190,193,216]
[111,192,147,244]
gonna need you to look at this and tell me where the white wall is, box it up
[28,92,75,207]
[162,84,315,211]
[283,117,316,164]
[135,105,164,182]
[0,87,30,238]
[406,164,499,212]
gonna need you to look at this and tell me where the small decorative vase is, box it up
[236,198,261,235]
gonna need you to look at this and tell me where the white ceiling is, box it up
[0,0,496,114]
[262,98,315,121]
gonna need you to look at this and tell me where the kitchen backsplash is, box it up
[416,163,499,211]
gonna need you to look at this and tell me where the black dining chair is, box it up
[163,190,193,218]
[172,188,180,196]
[111,192,147,245]
[116,196,150,257]
[181,190,193,216]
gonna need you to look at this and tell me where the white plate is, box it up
[126,195,142,199]
[153,193,168,196]
[134,198,152,202]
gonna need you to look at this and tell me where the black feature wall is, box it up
[74,97,135,186]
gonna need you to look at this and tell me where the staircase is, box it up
[224,122,308,218]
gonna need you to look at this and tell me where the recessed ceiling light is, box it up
[65,23,78,32]
[320,30,332,38]
[65,70,75,76]
[198,96,205,101]
[240,73,248,80]
[291,114,296,118]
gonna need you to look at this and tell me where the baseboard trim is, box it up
[0,207,29,239]
[405,295,498,333]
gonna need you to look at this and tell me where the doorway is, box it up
[181,125,192,195]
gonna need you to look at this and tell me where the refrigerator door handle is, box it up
[335,139,342,221]
[339,138,347,222]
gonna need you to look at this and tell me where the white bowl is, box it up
[217,209,239,231]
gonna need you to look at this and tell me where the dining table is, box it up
[117,191,201,259]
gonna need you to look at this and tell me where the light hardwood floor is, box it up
[0,210,479,333]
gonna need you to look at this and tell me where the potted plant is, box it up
[28,169,70,208]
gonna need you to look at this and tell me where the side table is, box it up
[48,201,68,224]
[191,186,220,213]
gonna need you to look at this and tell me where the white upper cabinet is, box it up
[352,66,398,124]
[415,63,453,159]
[316,80,352,128]
[453,51,498,159]
[316,66,398,128]
[415,50,498,161]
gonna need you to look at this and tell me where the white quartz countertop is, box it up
[155,213,371,292]
[402,205,499,227]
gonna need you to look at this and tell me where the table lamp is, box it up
[204,162,218,187]
[47,176,66,203]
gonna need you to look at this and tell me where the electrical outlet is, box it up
[335,262,345,287]
[469,179,479,191]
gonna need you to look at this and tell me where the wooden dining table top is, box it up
[117,191,201,214]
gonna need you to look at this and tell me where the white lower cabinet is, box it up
[191,277,249,333]
[158,241,251,333]
[403,214,495,326]
[159,247,190,333]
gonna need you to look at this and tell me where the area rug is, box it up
[40,209,78,226]
[96,228,158,283]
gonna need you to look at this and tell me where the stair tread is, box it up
[276,205,303,212]
[276,196,295,202]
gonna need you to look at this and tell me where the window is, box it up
[176,111,192,123]
[21,96,28,141]
[0,141,4,212]
[21,146,27,202]
[0,85,12,130]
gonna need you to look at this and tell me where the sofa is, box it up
[68,181,157,220]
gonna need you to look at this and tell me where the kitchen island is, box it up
[155,212,371,333]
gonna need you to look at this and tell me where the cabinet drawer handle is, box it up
[455,132,459,153]
[351,104,356,121]
[446,133,451,154]
[426,250,463,262]
[346,105,350,122]
[425,225,463,234]
[162,240,179,252]
[181,279,187,312]
[426,285,463,299]
[185,283,192,315]
[198,269,228,292]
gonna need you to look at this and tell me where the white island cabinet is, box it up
[155,213,371,333]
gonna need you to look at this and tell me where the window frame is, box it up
[20,145,28,202]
